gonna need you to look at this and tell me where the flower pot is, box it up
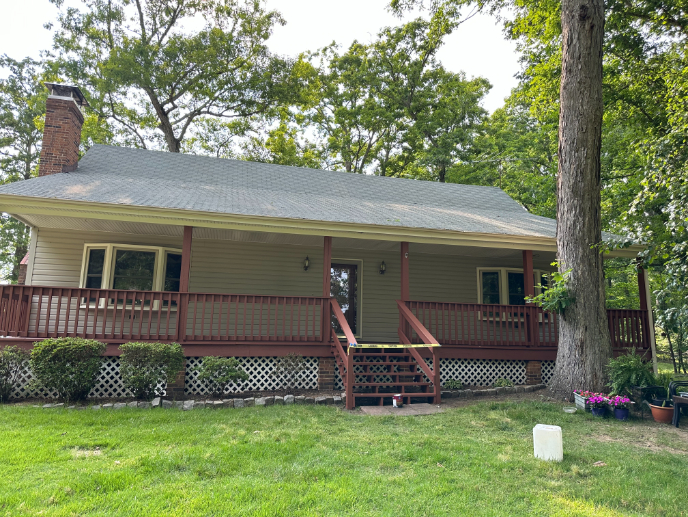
[651,398,672,407]
[649,404,674,424]
[614,408,629,421]
[574,393,590,411]
[591,407,606,417]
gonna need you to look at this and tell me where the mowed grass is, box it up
[1,401,687,516]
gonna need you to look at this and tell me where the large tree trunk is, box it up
[549,0,612,398]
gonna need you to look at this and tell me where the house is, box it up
[0,84,654,407]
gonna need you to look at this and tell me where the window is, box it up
[80,244,183,292]
[477,268,551,305]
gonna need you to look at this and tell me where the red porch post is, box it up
[176,226,193,342]
[637,263,657,373]
[522,250,535,298]
[322,236,332,342]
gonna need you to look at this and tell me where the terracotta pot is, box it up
[649,404,674,424]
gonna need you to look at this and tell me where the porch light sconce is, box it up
[379,261,386,275]
[303,256,310,271]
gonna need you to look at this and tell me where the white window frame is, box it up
[331,258,363,339]
[79,243,183,292]
[476,267,552,306]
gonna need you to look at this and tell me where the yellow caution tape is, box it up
[347,343,440,352]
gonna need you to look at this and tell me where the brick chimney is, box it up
[39,83,89,176]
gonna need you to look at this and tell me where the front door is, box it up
[331,263,358,335]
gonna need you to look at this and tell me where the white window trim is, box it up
[476,267,552,305]
[79,243,183,292]
[331,258,363,339]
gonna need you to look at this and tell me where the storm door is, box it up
[331,263,358,335]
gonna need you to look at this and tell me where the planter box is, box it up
[574,393,591,411]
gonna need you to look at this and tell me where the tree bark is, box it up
[549,0,613,398]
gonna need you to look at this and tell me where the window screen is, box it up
[481,271,501,304]
[164,253,182,292]
[112,250,156,291]
[85,249,106,289]
[508,272,525,305]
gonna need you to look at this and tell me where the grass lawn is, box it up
[1,399,687,516]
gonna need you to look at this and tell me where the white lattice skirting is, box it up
[184,356,319,396]
[334,358,553,390]
[9,356,555,399]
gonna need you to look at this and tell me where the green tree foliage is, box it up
[47,0,297,152]
[302,19,490,179]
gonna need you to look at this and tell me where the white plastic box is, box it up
[533,424,563,462]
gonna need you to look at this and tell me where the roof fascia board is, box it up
[0,194,641,256]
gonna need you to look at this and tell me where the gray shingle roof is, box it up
[0,144,557,238]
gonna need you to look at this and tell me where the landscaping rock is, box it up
[484,389,498,397]
[273,396,284,405]
[333,396,342,405]
[151,397,161,408]
[264,396,275,406]
[304,397,315,404]
[222,399,234,408]
[67,406,75,409]
[473,390,484,397]
[243,397,255,407]
[212,400,224,408]
[54,403,64,408]
[494,387,506,395]
[315,396,328,405]
[113,403,127,410]
[536,384,547,391]
[161,400,173,409]
[255,397,267,406]
[195,401,205,409]
[463,389,473,397]
[284,395,295,405]
[504,387,516,394]
[295,396,306,405]
[524,385,535,393]
[174,401,184,409]
[102,403,114,409]
[92,405,101,410]
[138,401,151,409]
[76,406,87,410]
[182,400,195,411]
[234,398,245,408]
[127,401,138,408]
[42,403,54,409]
[514,386,525,394]
[441,391,452,399]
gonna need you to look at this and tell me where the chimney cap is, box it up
[43,82,89,107]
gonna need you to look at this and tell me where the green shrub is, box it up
[30,338,106,401]
[606,350,655,395]
[119,342,184,400]
[0,346,31,402]
[493,378,514,388]
[525,262,575,315]
[444,379,463,390]
[193,357,248,397]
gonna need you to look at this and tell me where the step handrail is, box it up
[396,300,438,345]
[330,298,358,347]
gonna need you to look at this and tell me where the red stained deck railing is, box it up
[0,286,652,352]
[404,301,650,351]
[0,286,330,343]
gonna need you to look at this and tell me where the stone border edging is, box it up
[441,384,547,399]
[37,394,346,411]
[33,385,546,410]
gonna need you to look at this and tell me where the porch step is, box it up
[352,381,432,387]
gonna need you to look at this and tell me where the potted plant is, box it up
[649,372,674,423]
[573,390,607,411]
[608,395,632,421]
[588,395,608,417]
